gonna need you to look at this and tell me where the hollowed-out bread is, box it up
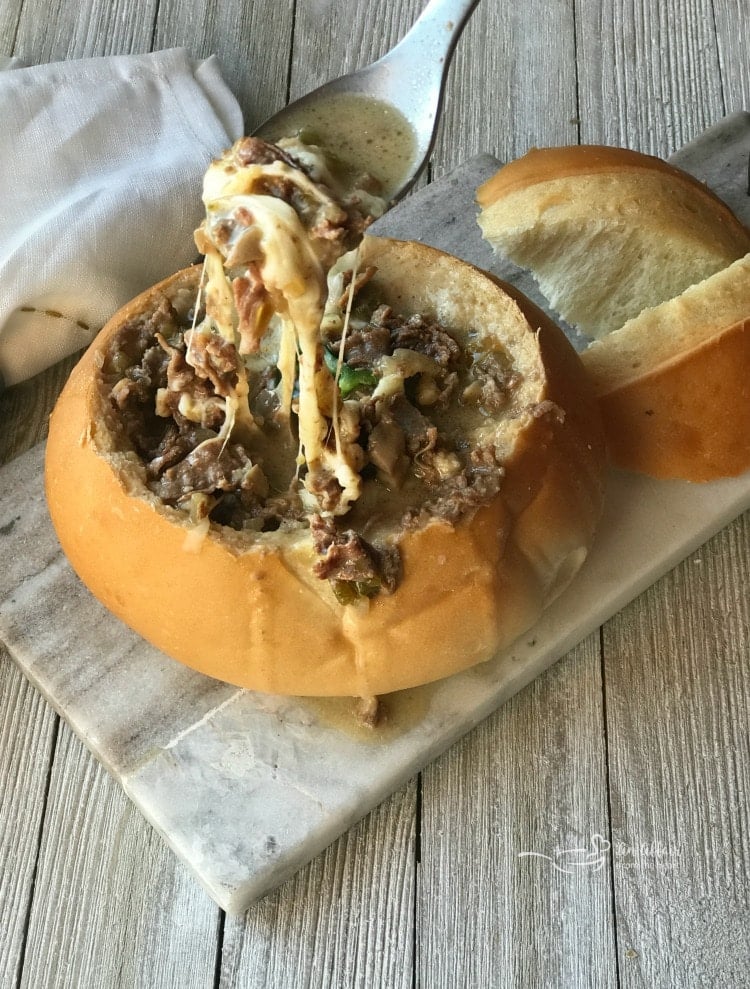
[45,238,605,696]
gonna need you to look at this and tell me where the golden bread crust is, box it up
[594,317,750,481]
[45,240,605,696]
[476,145,750,249]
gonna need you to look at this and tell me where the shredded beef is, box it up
[311,515,380,583]
[332,305,462,413]
[110,311,244,491]
[343,324,392,367]
[369,304,394,327]
[392,316,460,369]
[381,394,437,458]
[306,469,345,514]
[425,370,459,409]
[310,515,400,592]
[149,334,225,430]
[108,299,177,407]
[152,438,265,504]
[209,488,303,532]
[229,137,372,254]
[156,334,193,392]
[467,353,521,414]
[185,329,240,396]
[235,136,302,170]
[145,423,204,479]
[109,343,170,410]
[376,543,402,593]
[352,304,463,376]
[402,445,505,528]
[130,297,179,349]
[335,266,377,309]
[309,216,347,245]
[253,173,313,218]
[248,369,281,422]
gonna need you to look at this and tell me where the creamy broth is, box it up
[262,93,417,201]
[301,681,439,743]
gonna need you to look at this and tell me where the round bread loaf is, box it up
[477,145,750,481]
[45,237,605,696]
[477,144,750,338]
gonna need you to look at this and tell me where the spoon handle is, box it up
[369,0,481,133]
[385,0,481,80]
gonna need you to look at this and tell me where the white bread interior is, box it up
[583,254,750,392]
[582,255,750,480]
[477,145,750,481]
[477,146,750,339]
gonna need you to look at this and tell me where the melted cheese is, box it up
[193,141,374,516]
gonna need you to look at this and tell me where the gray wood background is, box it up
[1,0,748,986]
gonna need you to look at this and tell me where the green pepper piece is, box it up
[323,349,377,398]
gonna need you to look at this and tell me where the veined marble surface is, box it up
[1,114,748,913]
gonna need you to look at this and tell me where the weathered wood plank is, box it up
[0,5,22,58]
[12,0,158,60]
[574,0,750,983]
[0,657,58,988]
[2,2,296,985]
[419,2,617,984]
[220,781,417,989]
[433,0,581,173]
[713,0,750,111]
[18,721,220,989]
[286,0,425,102]
[603,514,750,987]
[575,0,726,152]
[153,0,296,131]
[0,355,78,465]
[417,636,617,987]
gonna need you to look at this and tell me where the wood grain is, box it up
[574,0,750,985]
[0,354,78,465]
[604,516,750,987]
[417,636,618,987]
[575,0,727,152]
[433,0,580,171]
[19,721,220,989]
[12,0,158,60]
[220,781,417,989]
[421,1,620,984]
[714,0,750,112]
[153,0,295,130]
[0,658,58,988]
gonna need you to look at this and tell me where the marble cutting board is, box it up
[1,113,749,914]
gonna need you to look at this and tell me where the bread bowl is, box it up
[45,234,605,697]
[477,144,750,480]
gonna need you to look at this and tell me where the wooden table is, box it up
[1,1,748,985]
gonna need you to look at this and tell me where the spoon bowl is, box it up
[255,0,481,202]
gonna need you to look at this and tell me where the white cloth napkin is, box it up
[0,48,244,388]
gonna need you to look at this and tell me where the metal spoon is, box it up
[255,0,481,202]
